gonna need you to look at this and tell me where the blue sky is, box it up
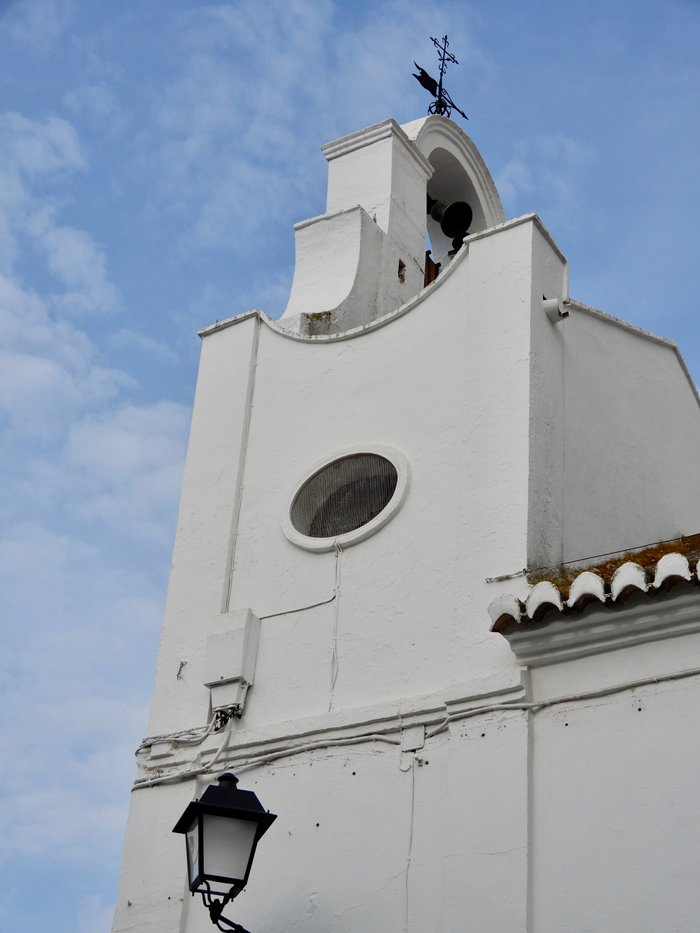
[1,1,699,930]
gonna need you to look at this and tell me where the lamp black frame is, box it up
[200,881,252,932]
[173,773,277,931]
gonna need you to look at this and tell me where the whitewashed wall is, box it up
[113,117,700,933]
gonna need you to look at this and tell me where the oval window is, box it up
[291,453,398,538]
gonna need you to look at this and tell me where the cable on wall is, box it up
[403,756,416,933]
[328,542,343,712]
[425,665,700,738]
[222,316,261,613]
[132,732,401,791]
[133,665,700,791]
[136,715,219,754]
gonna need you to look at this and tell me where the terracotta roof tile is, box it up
[489,534,700,634]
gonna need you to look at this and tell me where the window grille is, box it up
[290,453,398,539]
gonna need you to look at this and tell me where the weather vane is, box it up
[413,34,468,121]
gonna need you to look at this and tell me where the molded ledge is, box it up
[497,586,700,667]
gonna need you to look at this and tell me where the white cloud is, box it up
[0,275,129,437]
[497,157,535,204]
[0,350,84,425]
[67,400,188,479]
[0,113,85,276]
[496,133,595,231]
[138,1,342,250]
[42,223,117,313]
[61,83,131,144]
[110,328,178,362]
[0,87,189,903]
[64,400,190,539]
[0,111,84,176]
[0,519,180,877]
[0,111,120,316]
[62,83,120,120]
[190,157,292,248]
[3,0,74,49]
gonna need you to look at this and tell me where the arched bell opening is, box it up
[424,146,488,282]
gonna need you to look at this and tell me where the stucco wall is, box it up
[559,308,700,564]
[525,217,700,570]
[113,205,700,931]
[113,218,540,932]
[147,315,261,737]
[151,219,539,746]
[532,661,700,933]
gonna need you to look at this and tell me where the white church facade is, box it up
[112,115,700,932]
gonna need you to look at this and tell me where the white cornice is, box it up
[321,118,433,178]
[497,585,700,667]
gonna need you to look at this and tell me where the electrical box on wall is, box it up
[203,609,260,713]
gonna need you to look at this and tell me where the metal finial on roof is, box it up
[412,34,468,121]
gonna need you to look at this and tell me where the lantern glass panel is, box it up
[185,820,201,886]
[202,814,257,883]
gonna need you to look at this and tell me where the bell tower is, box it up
[112,112,700,933]
[280,116,504,335]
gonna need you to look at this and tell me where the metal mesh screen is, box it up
[291,454,398,539]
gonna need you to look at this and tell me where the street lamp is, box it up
[173,772,277,932]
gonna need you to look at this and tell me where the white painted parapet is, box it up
[281,205,386,332]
